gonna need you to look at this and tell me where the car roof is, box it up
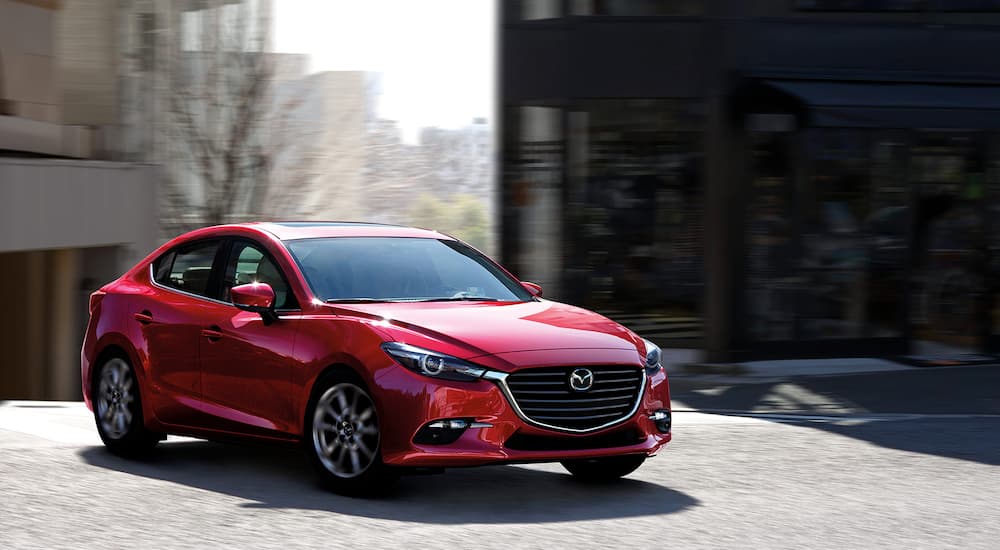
[240,221,453,241]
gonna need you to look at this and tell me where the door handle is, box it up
[134,311,154,324]
[201,326,224,342]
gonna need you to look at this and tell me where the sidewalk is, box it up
[665,348,1000,385]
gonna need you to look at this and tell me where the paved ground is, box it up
[2,366,998,549]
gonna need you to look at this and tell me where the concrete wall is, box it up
[0,159,157,400]
[0,0,104,158]
[0,158,158,265]
[56,0,120,127]
[0,0,60,123]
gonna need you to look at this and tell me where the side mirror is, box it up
[231,283,277,324]
[521,281,543,298]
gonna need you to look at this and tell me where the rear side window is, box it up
[152,240,222,298]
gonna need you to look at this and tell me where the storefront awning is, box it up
[756,80,1000,129]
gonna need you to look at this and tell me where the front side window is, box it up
[222,241,297,310]
[153,240,222,298]
[286,237,533,303]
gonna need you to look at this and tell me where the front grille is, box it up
[503,365,644,432]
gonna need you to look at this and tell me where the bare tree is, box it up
[160,0,314,234]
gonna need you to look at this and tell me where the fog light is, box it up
[649,409,671,433]
[428,419,467,430]
[413,418,493,445]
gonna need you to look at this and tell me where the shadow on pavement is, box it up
[672,365,1000,465]
[78,442,698,520]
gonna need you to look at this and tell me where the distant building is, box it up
[419,119,493,200]
[271,70,369,221]
[0,0,157,399]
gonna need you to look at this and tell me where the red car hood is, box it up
[326,299,642,358]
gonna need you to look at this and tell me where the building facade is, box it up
[0,0,157,399]
[501,0,1000,361]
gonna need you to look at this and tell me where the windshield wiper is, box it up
[326,298,397,303]
[415,296,504,302]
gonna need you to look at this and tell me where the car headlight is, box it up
[642,338,662,374]
[381,342,487,382]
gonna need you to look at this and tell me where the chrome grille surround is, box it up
[484,365,646,433]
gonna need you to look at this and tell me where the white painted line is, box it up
[674,409,1000,424]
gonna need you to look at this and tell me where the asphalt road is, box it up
[2,366,998,549]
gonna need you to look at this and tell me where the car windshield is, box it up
[285,237,533,303]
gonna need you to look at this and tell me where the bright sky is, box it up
[274,0,495,143]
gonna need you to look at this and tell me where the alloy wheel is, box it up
[311,383,380,478]
[96,358,135,440]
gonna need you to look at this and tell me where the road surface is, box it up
[2,366,998,549]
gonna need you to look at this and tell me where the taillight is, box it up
[89,290,106,314]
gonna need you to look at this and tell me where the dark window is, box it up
[573,0,704,15]
[566,99,705,342]
[221,241,298,310]
[517,0,562,20]
[156,240,222,298]
[138,13,156,72]
[798,0,1000,10]
[795,1,923,10]
[930,0,1000,11]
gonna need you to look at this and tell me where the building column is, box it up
[48,248,81,400]
[704,91,749,362]
[24,251,47,398]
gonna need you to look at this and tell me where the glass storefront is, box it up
[747,132,797,341]
[571,0,704,15]
[798,130,908,340]
[504,108,1000,356]
[504,99,705,345]
[989,137,1000,345]
[563,100,704,343]
[909,133,989,352]
[747,129,911,343]
[746,128,998,352]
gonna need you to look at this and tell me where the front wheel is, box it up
[93,356,159,456]
[561,455,646,481]
[304,373,397,496]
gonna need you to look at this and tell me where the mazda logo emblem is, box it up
[568,368,594,392]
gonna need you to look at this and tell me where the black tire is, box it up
[93,355,160,457]
[304,371,397,496]
[561,454,646,482]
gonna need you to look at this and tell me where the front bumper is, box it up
[374,363,672,468]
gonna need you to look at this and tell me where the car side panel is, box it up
[286,315,398,435]
[127,282,211,427]
[198,307,301,437]
[83,280,169,433]
[81,291,130,410]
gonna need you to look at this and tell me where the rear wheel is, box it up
[93,356,159,456]
[305,372,397,496]
[561,455,646,481]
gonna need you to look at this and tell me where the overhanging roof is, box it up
[754,80,1000,129]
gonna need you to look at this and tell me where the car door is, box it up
[197,238,302,437]
[131,238,226,427]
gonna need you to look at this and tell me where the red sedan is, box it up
[82,222,672,495]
